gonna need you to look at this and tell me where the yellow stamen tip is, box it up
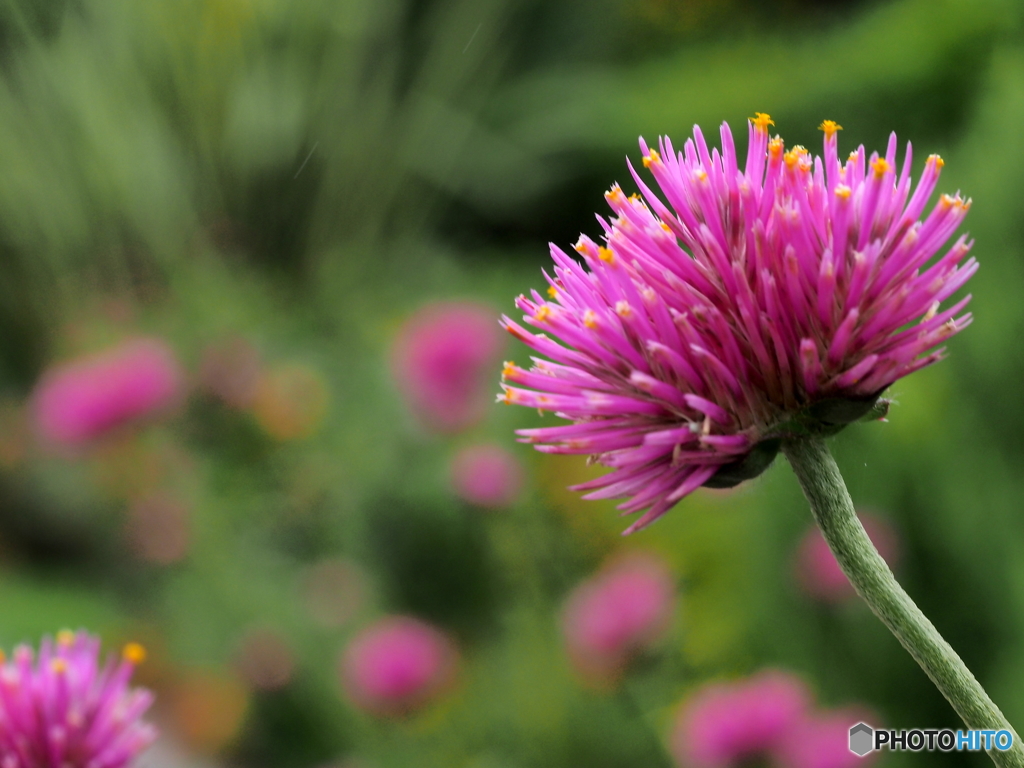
[502,361,516,379]
[56,630,74,647]
[871,158,891,178]
[51,659,67,674]
[769,137,784,157]
[597,246,615,264]
[834,184,852,200]
[604,184,624,202]
[122,642,146,665]
[546,285,557,298]
[659,221,672,233]
[751,112,775,132]
[583,310,598,329]
[929,154,945,169]
[818,120,843,137]
[783,146,808,169]
[642,149,661,169]
[533,305,551,322]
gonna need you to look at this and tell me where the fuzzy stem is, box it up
[782,437,1024,767]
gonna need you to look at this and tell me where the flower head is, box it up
[0,631,156,768]
[562,552,675,684]
[340,617,457,717]
[501,117,975,532]
[449,443,524,508]
[32,338,183,448]
[669,670,810,768]
[392,302,503,433]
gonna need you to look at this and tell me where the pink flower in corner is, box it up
[450,443,524,508]
[796,511,899,602]
[562,552,675,684]
[340,617,458,717]
[392,302,503,433]
[669,670,810,768]
[776,708,880,768]
[0,631,156,768]
[32,337,183,447]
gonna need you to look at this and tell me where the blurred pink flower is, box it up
[562,552,675,683]
[234,626,295,692]
[796,511,899,602]
[302,559,367,628]
[776,708,880,768]
[125,492,191,565]
[32,337,183,447]
[0,631,156,768]
[340,616,458,717]
[669,670,810,768]
[391,302,502,433]
[450,443,525,508]
[199,335,262,409]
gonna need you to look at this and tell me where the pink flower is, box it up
[796,511,899,602]
[562,552,675,683]
[33,338,183,447]
[776,708,880,768]
[0,631,156,768]
[669,670,810,768]
[340,617,457,717]
[392,303,503,433]
[449,443,524,508]
[501,115,974,532]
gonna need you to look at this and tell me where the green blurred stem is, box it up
[782,437,1024,768]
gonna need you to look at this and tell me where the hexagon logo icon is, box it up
[849,722,874,757]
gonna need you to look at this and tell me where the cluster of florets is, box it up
[0,631,156,768]
[501,115,974,532]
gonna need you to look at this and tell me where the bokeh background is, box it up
[0,0,1020,765]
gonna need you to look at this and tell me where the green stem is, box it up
[782,437,1024,767]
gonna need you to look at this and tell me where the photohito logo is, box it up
[848,722,1015,756]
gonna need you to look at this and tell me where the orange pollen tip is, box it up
[604,185,624,201]
[122,643,146,665]
[834,184,852,200]
[783,146,807,168]
[659,221,672,232]
[871,158,891,177]
[597,247,615,264]
[615,301,632,318]
[546,285,557,298]
[502,361,516,379]
[51,659,67,674]
[939,194,954,208]
[533,305,551,322]
[694,169,708,182]
[818,120,843,137]
[929,154,945,169]
[628,193,640,202]
[583,310,598,329]
[751,112,774,132]
[848,151,859,162]
[56,630,74,647]
[769,138,785,158]
[642,149,661,168]
[573,240,588,253]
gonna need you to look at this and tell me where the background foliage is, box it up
[0,0,1020,765]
